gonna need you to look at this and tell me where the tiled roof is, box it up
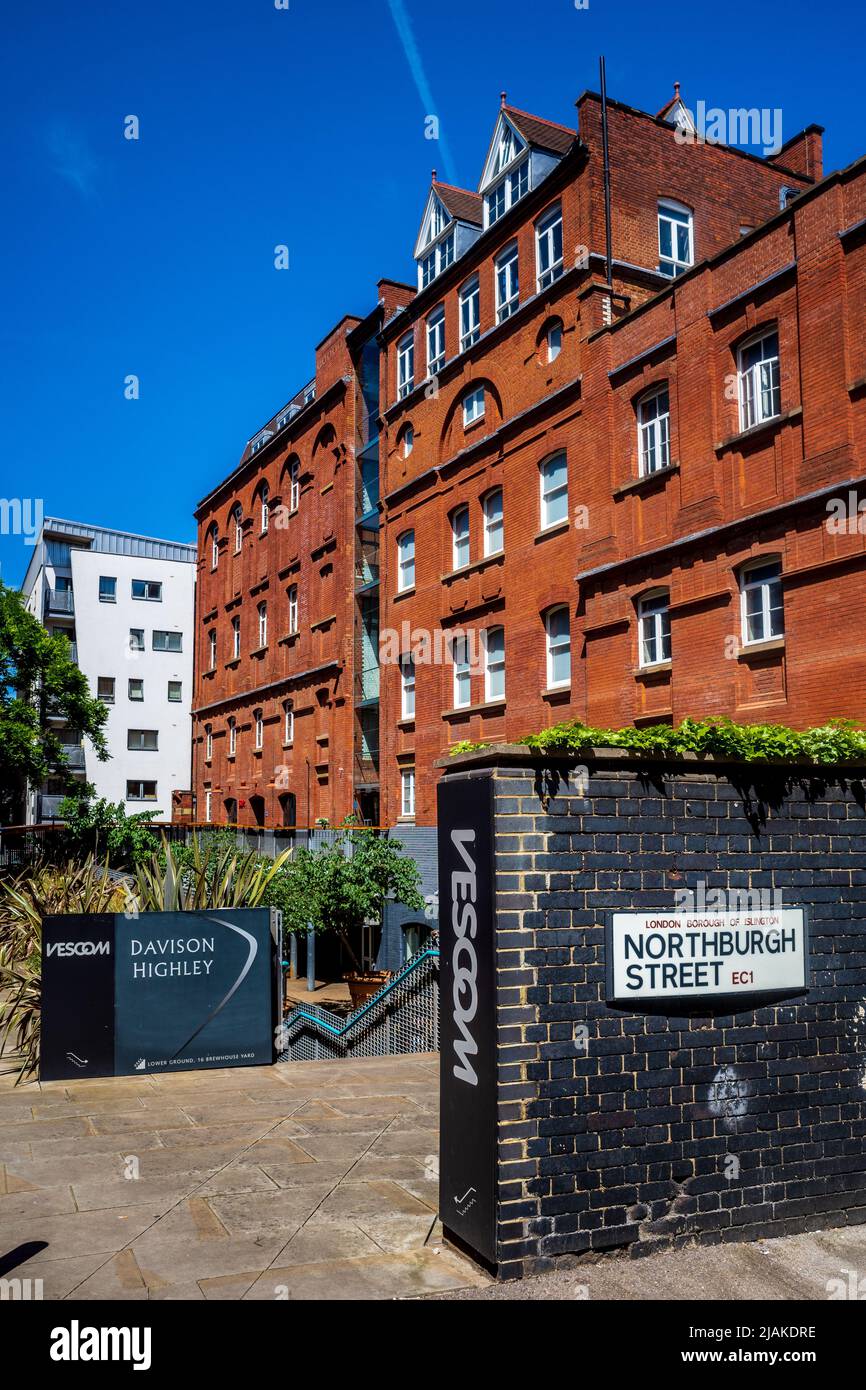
[433,180,483,226]
[503,105,576,156]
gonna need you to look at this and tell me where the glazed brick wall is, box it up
[379,152,866,831]
[440,750,866,1279]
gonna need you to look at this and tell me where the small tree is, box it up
[265,824,425,971]
[0,584,108,822]
[56,796,162,867]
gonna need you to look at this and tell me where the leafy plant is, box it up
[0,583,109,823]
[132,833,293,912]
[56,795,161,867]
[264,823,424,971]
[0,856,125,1083]
[450,717,866,765]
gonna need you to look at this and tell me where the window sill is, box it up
[463,414,486,434]
[224,659,241,670]
[737,638,785,660]
[444,552,504,585]
[310,614,336,632]
[393,587,416,602]
[534,519,569,544]
[442,698,506,720]
[281,741,294,750]
[715,407,802,453]
[250,645,268,657]
[397,717,416,730]
[634,661,672,679]
[397,815,416,824]
[202,667,217,677]
[614,463,680,498]
[542,684,571,700]
[278,632,300,646]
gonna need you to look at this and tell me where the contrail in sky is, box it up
[386,0,458,185]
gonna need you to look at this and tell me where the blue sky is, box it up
[1,0,862,586]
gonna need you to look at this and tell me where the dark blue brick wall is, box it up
[379,824,439,973]
[443,751,866,1280]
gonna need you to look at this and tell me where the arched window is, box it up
[545,606,571,689]
[257,600,267,649]
[738,329,780,431]
[259,483,269,534]
[209,525,219,571]
[397,531,415,592]
[482,488,504,556]
[637,385,670,475]
[482,625,505,701]
[227,717,237,757]
[288,458,300,512]
[638,590,671,667]
[400,424,414,458]
[233,505,243,553]
[739,558,784,646]
[426,305,445,376]
[536,203,564,290]
[540,452,568,530]
[451,504,470,570]
[254,709,264,750]
[205,724,213,760]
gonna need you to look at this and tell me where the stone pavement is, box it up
[0,1052,489,1300]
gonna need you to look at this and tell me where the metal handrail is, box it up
[283,943,439,1040]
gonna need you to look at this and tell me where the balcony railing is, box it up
[38,794,67,821]
[355,668,380,702]
[45,589,74,616]
[59,745,86,769]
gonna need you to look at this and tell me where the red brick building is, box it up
[376,89,865,832]
[191,281,412,832]
[192,82,866,962]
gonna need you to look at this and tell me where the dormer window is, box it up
[420,228,455,289]
[486,159,529,227]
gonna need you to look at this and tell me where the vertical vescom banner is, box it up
[437,773,497,1266]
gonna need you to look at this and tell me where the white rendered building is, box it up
[20,518,197,823]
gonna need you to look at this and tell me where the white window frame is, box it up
[419,228,455,289]
[638,591,672,667]
[540,452,568,530]
[401,767,416,818]
[486,157,529,226]
[210,528,219,570]
[459,275,480,351]
[400,654,416,719]
[638,385,671,476]
[397,332,415,399]
[288,584,299,634]
[205,725,213,760]
[284,703,294,744]
[739,558,784,646]
[233,506,243,553]
[482,625,505,702]
[257,601,268,649]
[397,531,415,592]
[254,709,264,750]
[738,330,781,432]
[204,788,212,823]
[228,717,237,757]
[231,616,241,660]
[545,607,571,689]
[483,488,503,556]
[402,425,414,458]
[536,204,564,291]
[496,243,519,323]
[658,199,694,277]
[208,629,217,670]
[463,386,485,428]
[451,632,471,708]
[547,321,562,363]
[260,484,269,534]
[289,459,300,511]
[451,505,470,570]
[426,305,445,376]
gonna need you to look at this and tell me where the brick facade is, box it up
[438,746,866,1279]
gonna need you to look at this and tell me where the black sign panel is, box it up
[41,908,280,1081]
[41,914,115,1081]
[437,773,497,1266]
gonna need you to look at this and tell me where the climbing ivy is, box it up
[450,717,866,765]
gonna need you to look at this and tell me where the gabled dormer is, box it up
[478,97,576,229]
[413,177,483,291]
[656,82,697,139]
